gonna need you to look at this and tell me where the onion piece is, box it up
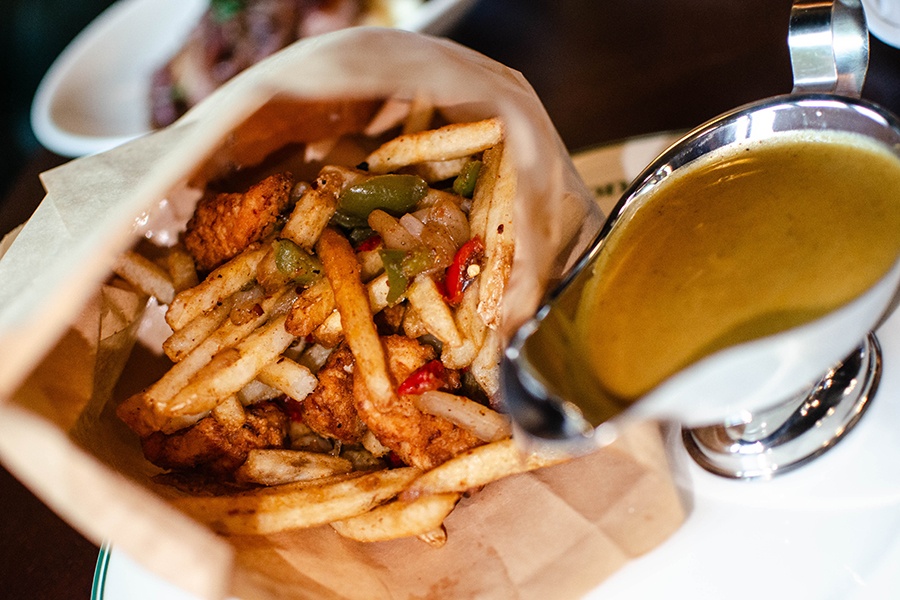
[399,213,425,238]
[414,391,512,442]
[230,285,266,325]
[368,209,420,250]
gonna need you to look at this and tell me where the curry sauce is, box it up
[576,131,900,402]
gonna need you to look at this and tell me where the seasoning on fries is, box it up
[115,107,562,545]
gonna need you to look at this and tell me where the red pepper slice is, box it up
[444,236,485,305]
[356,234,383,252]
[398,360,447,395]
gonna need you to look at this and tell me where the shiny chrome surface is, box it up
[683,334,881,479]
[789,0,868,95]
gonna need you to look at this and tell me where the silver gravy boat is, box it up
[501,0,900,478]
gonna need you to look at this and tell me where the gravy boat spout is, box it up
[501,93,900,460]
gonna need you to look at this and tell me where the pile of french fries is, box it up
[113,101,566,546]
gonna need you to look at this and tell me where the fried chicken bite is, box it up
[298,344,368,444]
[184,172,293,271]
[354,335,483,470]
[141,401,289,477]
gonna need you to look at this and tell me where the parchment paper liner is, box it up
[0,28,685,599]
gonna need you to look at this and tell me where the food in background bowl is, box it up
[151,0,426,127]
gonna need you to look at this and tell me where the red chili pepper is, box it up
[398,360,447,395]
[444,236,485,305]
[356,234,383,252]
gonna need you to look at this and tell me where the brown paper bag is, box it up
[0,28,684,599]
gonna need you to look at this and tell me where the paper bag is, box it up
[0,28,684,599]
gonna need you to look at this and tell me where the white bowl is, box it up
[30,0,475,157]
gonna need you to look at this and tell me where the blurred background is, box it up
[7,0,900,209]
[0,0,116,200]
[0,0,802,205]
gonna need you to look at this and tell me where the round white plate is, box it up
[31,0,475,158]
[91,133,900,599]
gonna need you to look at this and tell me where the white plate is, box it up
[31,0,476,158]
[91,133,900,599]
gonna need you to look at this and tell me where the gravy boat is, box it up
[501,0,900,477]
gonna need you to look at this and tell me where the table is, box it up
[2,1,900,597]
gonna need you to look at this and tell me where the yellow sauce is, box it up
[575,132,900,403]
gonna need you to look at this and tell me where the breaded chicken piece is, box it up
[184,172,293,271]
[354,335,483,470]
[141,401,288,477]
[299,344,367,444]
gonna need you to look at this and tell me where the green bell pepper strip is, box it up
[379,247,434,304]
[380,249,409,304]
[274,239,323,286]
[452,160,483,198]
[336,174,428,224]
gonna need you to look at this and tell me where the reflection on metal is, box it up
[683,334,881,479]
[789,0,869,96]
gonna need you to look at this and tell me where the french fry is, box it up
[467,144,502,241]
[357,248,385,282]
[175,467,421,535]
[400,439,567,501]
[165,245,200,292]
[413,391,511,443]
[454,281,488,350]
[367,272,392,313]
[281,166,360,249]
[330,492,460,543]
[440,339,478,370]
[113,250,175,305]
[316,228,396,408]
[405,275,476,368]
[294,342,332,374]
[299,271,392,347]
[166,245,267,330]
[257,356,317,402]
[236,379,282,405]
[235,449,353,486]
[155,314,296,432]
[477,142,516,329]
[366,118,503,173]
[162,295,234,362]
[411,157,470,183]
[285,277,335,337]
[406,275,463,347]
[211,395,246,429]
[470,329,502,399]
[149,287,298,409]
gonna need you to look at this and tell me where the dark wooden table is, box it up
[2,1,900,597]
